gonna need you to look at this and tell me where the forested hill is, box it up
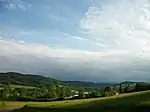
[0,72,142,88]
[0,72,116,88]
[0,72,62,87]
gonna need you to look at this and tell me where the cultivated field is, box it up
[2,90,150,112]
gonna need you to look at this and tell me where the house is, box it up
[84,92,91,95]
[116,92,119,95]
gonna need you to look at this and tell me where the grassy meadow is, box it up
[0,84,36,90]
[9,84,36,89]
[1,90,150,112]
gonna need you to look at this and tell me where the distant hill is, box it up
[0,72,117,88]
[0,72,62,87]
[63,81,116,87]
[120,81,144,85]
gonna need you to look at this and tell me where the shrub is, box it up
[103,86,116,97]
[0,101,5,109]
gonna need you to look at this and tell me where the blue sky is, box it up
[0,0,104,51]
[0,0,150,82]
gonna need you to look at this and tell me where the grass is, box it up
[9,84,36,89]
[3,90,150,112]
[0,84,36,90]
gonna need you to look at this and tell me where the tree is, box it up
[65,87,72,97]
[2,86,11,100]
[56,86,61,97]
[104,86,112,92]
[0,90,3,100]
[12,88,19,96]
[59,87,65,99]
[48,83,57,98]
[119,84,122,94]
[3,81,10,86]
[123,84,130,93]
[104,86,116,97]
[135,83,150,92]
[88,91,100,98]
[79,88,84,99]
[20,88,26,97]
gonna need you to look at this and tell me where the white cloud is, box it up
[80,0,150,58]
[0,37,106,60]
[74,36,84,40]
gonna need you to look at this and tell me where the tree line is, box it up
[0,72,150,101]
[0,82,124,101]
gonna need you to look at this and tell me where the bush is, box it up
[104,92,116,97]
[0,101,5,109]
[135,83,150,92]
[103,86,116,97]
[16,96,37,101]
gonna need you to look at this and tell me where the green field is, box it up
[0,84,36,90]
[9,84,36,89]
[1,90,150,112]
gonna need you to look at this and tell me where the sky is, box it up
[0,0,150,82]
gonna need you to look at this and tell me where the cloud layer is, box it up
[0,36,150,82]
[81,0,150,58]
[1,0,150,82]
[0,38,108,81]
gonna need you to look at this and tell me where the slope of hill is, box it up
[0,72,61,87]
[0,72,116,88]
